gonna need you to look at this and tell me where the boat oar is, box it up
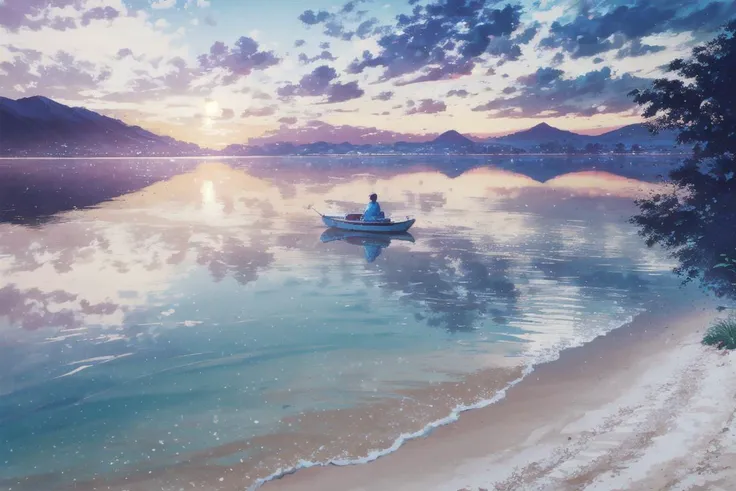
[307,204,324,217]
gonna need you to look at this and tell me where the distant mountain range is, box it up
[0,96,683,157]
[0,96,202,157]
[487,121,680,150]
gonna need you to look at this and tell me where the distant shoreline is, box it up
[263,300,736,491]
[0,152,691,160]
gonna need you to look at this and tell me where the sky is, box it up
[1,0,734,149]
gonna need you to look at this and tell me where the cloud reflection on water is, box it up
[0,157,694,490]
[0,159,672,340]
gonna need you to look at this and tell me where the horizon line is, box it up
[1,94,647,150]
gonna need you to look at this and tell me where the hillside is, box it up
[432,130,475,146]
[0,96,682,157]
[0,96,202,157]
[496,122,584,143]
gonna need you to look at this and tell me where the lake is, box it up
[0,156,701,491]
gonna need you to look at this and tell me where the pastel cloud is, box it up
[406,99,447,115]
[0,0,733,149]
[277,65,364,104]
[345,0,524,85]
[248,120,437,145]
[198,36,280,85]
[472,66,647,118]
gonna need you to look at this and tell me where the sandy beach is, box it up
[264,299,736,491]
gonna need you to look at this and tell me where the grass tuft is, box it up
[702,318,736,350]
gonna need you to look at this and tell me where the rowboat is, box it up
[321,215,416,233]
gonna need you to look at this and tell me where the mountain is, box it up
[502,122,583,141]
[596,123,679,146]
[1,96,683,157]
[431,130,475,146]
[483,122,681,152]
[0,96,203,157]
[490,122,590,147]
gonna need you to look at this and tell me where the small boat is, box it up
[321,214,416,233]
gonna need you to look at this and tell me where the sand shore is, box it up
[264,299,736,491]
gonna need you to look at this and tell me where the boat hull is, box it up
[322,215,416,233]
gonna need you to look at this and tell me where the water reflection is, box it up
[319,229,416,263]
[0,157,697,491]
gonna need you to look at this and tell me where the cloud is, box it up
[0,49,111,100]
[242,105,277,117]
[0,0,122,31]
[277,65,364,104]
[472,66,649,118]
[668,1,736,32]
[219,108,235,120]
[298,9,331,25]
[198,36,280,85]
[294,39,306,47]
[516,67,564,86]
[80,6,120,26]
[447,89,470,98]
[248,120,437,145]
[373,91,394,101]
[540,0,736,59]
[406,99,446,115]
[297,1,382,40]
[116,48,136,60]
[325,81,364,103]
[298,50,337,64]
[278,65,337,97]
[278,116,297,125]
[152,0,177,9]
[615,39,666,59]
[0,0,71,31]
[346,0,523,85]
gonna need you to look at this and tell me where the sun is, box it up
[204,100,220,117]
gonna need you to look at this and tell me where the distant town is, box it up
[1,96,683,158]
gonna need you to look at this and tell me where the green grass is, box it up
[702,319,736,350]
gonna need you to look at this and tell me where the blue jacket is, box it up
[363,201,382,221]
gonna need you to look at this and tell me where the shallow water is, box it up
[0,156,701,490]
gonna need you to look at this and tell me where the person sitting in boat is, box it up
[362,193,384,221]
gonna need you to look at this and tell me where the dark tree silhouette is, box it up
[615,142,627,154]
[628,21,736,298]
[584,142,603,154]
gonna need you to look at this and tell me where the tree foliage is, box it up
[628,21,736,298]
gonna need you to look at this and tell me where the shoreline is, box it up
[12,299,731,491]
[0,152,690,160]
[263,298,736,491]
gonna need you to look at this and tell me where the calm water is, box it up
[0,156,703,490]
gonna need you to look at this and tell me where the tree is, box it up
[585,143,603,154]
[539,141,563,153]
[614,142,627,153]
[628,21,736,298]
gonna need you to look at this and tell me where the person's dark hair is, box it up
[369,193,377,202]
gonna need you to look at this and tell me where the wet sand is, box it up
[264,299,736,491]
